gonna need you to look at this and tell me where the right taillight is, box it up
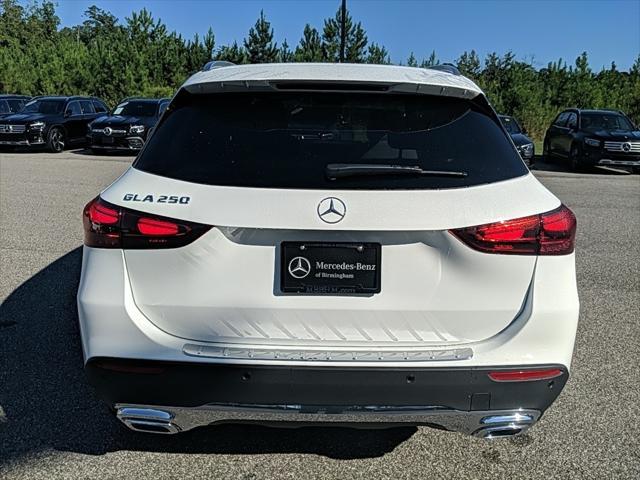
[450,204,576,255]
[83,196,211,249]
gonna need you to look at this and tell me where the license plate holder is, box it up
[281,242,381,295]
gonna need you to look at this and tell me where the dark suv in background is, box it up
[499,114,535,166]
[0,95,30,118]
[87,97,170,153]
[0,96,108,152]
[543,108,640,172]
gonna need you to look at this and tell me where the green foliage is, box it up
[294,24,323,62]
[244,10,277,63]
[321,6,368,62]
[366,43,390,65]
[278,39,293,63]
[454,50,640,140]
[0,0,637,140]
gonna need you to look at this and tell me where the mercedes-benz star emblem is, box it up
[104,127,112,136]
[622,142,631,152]
[317,197,346,224]
[288,256,311,279]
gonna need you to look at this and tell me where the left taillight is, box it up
[83,196,211,249]
[450,204,577,256]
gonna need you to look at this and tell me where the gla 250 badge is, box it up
[122,193,191,204]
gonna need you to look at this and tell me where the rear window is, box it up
[134,91,527,190]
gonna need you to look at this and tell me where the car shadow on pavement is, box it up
[71,148,136,158]
[0,248,415,465]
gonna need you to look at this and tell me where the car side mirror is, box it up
[64,110,71,118]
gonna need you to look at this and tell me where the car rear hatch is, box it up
[101,82,560,348]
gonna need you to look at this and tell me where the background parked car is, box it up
[543,108,640,172]
[87,97,170,154]
[0,96,108,152]
[499,114,535,166]
[0,94,30,118]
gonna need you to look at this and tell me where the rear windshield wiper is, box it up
[326,163,468,180]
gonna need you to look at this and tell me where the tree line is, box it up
[1,0,638,140]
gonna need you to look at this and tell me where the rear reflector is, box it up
[450,204,576,255]
[83,196,211,249]
[94,360,166,375]
[488,368,564,382]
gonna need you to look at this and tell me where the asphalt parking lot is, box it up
[1,150,639,480]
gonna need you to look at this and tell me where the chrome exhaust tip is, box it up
[116,407,180,434]
[473,412,535,439]
[476,424,528,439]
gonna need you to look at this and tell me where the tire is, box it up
[47,127,65,153]
[632,166,640,175]
[542,138,552,162]
[569,144,583,172]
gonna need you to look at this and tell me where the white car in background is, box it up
[78,62,579,439]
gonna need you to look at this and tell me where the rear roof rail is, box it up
[426,64,461,76]
[201,60,236,72]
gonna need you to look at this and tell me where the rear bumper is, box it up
[116,404,541,438]
[78,248,579,435]
[86,360,567,411]
[85,359,566,436]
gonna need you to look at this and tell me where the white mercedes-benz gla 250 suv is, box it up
[78,63,579,438]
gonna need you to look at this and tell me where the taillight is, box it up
[488,368,564,382]
[83,196,211,249]
[450,204,576,255]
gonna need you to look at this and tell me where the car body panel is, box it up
[101,168,559,231]
[97,167,560,347]
[77,247,579,369]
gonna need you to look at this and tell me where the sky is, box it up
[52,0,640,70]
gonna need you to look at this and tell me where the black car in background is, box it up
[0,95,30,118]
[87,97,170,153]
[499,115,535,166]
[0,96,108,152]
[543,108,640,172]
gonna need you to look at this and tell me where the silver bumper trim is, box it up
[0,139,44,146]
[182,343,473,362]
[598,158,640,166]
[115,403,540,438]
